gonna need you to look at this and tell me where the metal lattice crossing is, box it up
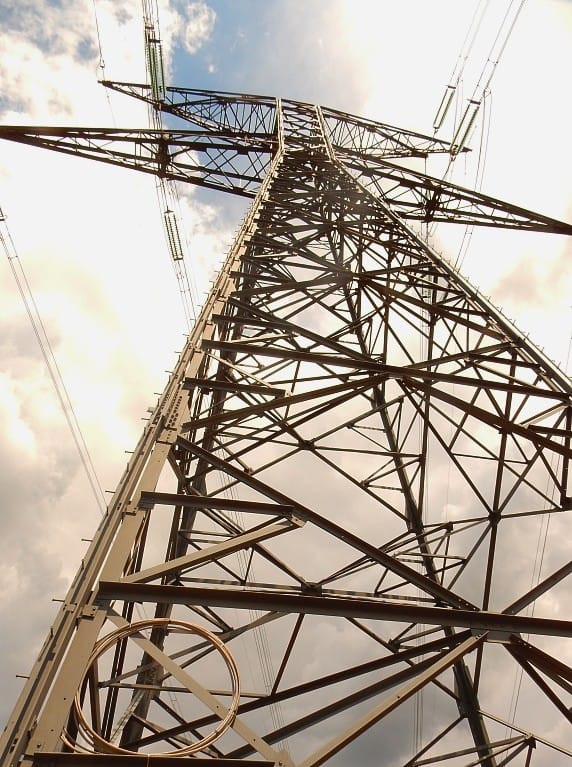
[1,87,571,767]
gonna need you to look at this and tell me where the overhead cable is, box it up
[141,0,199,329]
[450,0,527,156]
[91,0,117,126]
[432,0,490,133]
[0,208,107,515]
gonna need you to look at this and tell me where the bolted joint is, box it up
[301,582,322,596]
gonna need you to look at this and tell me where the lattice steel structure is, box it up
[1,86,571,767]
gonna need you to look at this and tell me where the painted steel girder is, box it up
[97,582,572,638]
[101,80,454,159]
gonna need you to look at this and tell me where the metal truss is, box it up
[1,90,571,767]
[1,86,571,233]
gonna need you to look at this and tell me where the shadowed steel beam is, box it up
[401,378,572,459]
[174,436,478,610]
[33,755,276,767]
[0,126,269,197]
[121,634,473,751]
[139,491,296,516]
[96,583,572,637]
[119,519,299,585]
[503,559,572,615]
[506,649,572,724]
[341,154,572,233]
[227,655,456,759]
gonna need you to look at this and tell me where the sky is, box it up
[0,0,571,759]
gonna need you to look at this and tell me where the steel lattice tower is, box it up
[1,85,571,767]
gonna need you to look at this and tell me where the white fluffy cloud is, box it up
[180,1,216,55]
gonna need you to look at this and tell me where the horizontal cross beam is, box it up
[96,582,572,638]
[32,756,275,767]
[2,124,570,234]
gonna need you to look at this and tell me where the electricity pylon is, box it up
[1,86,571,767]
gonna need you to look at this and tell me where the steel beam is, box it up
[96,582,572,637]
[296,634,486,767]
[33,756,276,767]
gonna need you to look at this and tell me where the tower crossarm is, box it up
[0,125,271,198]
[339,153,572,233]
[2,115,571,233]
[102,81,456,159]
[321,105,455,159]
[102,80,279,137]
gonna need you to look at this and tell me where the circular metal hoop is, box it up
[67,618,240,757]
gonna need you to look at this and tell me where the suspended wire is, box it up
[505,210,566,737]
[505,446,558,737]
[141,0,200,330]
[470,0,526,106]
[0,209,107,515]
[90,0,105,72]
[506,311,570,732]
[139,6,200,725]
[450,0,526,156]
[432,0,490,133]
[454,88,493,269]
[215,440,290,753]
[142,0,162,29]
[412,271,436,755]
[431,1,534,739]
[474,89,492,191]
[138,0,286,743]
[428,1,526,254]
[91,0,117,126]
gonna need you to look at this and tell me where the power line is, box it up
[450,0,527,156]
[0,207,107,515]
[432,0,490,133]
[141,0,200,330]
[91,0,117,126]
[430,1,527,263]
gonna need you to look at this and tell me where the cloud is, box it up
[493,240,572,308]
[0,0,90,57]
[177,1,216,56]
